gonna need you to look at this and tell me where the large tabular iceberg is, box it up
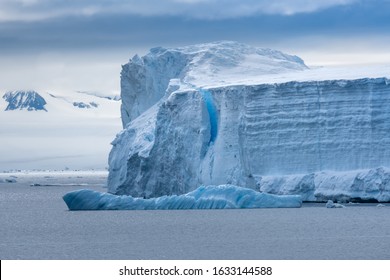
[63,185,302,210]
[107,41,390,202]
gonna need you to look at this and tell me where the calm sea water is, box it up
[0,172,389,259]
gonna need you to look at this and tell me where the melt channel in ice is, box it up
[63,185,302,210]
[199,88,218,143]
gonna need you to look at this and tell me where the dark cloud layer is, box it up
[0,1,389,54]
[0,0,357,22]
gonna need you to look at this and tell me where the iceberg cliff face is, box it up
[109,42,390,202]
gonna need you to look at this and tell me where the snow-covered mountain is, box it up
[3,90,47,111]
[108,41,390,202]
[76,90,121,101]
[0,90,121,170]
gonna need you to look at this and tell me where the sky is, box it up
[0,0,390,95]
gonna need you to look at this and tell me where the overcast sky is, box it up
[0,0,389,94]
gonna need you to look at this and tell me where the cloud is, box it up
[0,0,358,22]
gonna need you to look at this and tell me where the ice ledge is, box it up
[63,185,302,210]
[258,167,390,202]
[203,76,390,92]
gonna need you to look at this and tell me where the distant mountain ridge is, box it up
[2,90,121,112]
[3,90,47,111]
[76,90,121,101]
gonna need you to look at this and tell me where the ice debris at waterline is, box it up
[325,200,346,209]
[63,185,302,210]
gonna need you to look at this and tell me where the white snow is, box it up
[108,41,390,202]
[120,41,390,126]
[120,41,307,126]
[0,90,121,171]
[63,185,302,210]
[76,90,121,101]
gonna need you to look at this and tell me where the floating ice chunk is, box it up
[376,204,386,207]
[5,178,17,183]
[326,200,346,208]
[30,183,92,187]
[63,185,302,210]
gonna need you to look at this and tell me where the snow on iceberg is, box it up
[120,41,307,126]
[63,185,302,210]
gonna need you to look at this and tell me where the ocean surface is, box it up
[0,171,389,260]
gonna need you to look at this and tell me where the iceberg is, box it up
[107,41,390,202]
[63,185,302,210]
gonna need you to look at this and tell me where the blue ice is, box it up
[63,185,302,210]
[199,88,218,143]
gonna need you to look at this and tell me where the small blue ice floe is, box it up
[63,185,302,210]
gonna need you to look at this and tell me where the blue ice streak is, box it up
[199,88,218,143]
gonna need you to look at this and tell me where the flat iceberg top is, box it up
[148,41,306,67]
[132,41,308,88]
[63,185,302,210]
[224,63,390,88]
[127,40,390,91]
